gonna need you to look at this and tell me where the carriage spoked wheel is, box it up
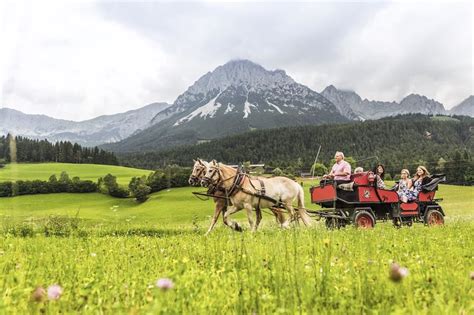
[425,209,444,226]
[353,210,375,229]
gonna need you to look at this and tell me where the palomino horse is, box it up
[189,159,286,233]
[189,159,227,235]
[201,160,312,232]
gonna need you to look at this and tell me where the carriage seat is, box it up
[350,172,370,186]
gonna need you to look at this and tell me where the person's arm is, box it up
[407,180,412,189]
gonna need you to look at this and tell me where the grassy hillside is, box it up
[0,184,472,313]
[1,183,472,228]
[0,163,152,185]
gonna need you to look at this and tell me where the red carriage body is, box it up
[310,172,445,228]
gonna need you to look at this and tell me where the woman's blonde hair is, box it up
[414,165,429,180]
[401,169,410,177]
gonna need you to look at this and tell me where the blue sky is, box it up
[1,0,472,120]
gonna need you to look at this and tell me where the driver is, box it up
[325,151,352,185]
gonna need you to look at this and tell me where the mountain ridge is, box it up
[0,102,171,146]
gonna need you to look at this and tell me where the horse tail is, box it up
[297,184,312,226]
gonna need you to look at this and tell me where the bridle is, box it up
[189,161,207,185]
[202,163,237,187]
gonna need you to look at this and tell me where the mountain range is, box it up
[0,102,170,146]
[1,59,472,151]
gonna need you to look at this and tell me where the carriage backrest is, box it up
[351,172,370,186]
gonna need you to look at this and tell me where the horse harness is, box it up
[201,164,284,210]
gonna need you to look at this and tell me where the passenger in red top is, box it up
[325,151,352,184]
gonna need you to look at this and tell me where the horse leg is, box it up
[223,205,243,232]
[270,207,286,226]
[284,203,297,227]
[205,199,225,235]
[244,203,256,232]
[254,206,263,232]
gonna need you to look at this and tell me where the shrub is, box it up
[129,176,151,203]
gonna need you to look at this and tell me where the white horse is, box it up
[201,160,312,232]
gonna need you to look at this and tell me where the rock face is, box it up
[106,60,348,152]
[321,86,447,120]
[449,96,474,117]
[321,85,362,120]
[0,102,170,146]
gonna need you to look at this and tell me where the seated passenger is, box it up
[406,166,430,201]
[354,167,364,174]
[323,151,352,185]
[396,169,413,203]
[373,164,386,189]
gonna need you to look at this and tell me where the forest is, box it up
[119,115,473,184]
[0,134,118,166]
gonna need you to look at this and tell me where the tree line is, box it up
[0,134,118,165]
[0,166,191,203]
[0,172,97,197]
[118,115,473,185]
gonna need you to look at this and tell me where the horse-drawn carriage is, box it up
[310,171,446,229]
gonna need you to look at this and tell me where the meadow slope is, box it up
[0,163,152,185]
[0,163,473,313]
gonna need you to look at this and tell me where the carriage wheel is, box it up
[354,211,375,229]
[425,209,444,226]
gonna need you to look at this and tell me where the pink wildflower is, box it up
[155,278,174,291]
[47,284,63,300]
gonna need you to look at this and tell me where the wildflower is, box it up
[90,253,97,257]
[31,286,46,302]
[47,284,63,300]
[389,263,409,282]
[156,278,174,291]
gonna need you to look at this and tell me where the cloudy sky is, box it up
[1,0,472,121]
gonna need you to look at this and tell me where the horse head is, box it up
[201,160,221,188]
[189,159,208,186]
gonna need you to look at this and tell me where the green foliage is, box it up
[129,176,152,203]
[272,167,283,176]
[0,134,118,165]
[99,173,129,198]
[311,163,328,176]
[0,171,97,197]
[145,166,190,193]
[119,115,474,185]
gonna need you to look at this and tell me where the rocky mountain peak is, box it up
[399,94,445,115]
[185,59,295,96]
[450,95,474,116]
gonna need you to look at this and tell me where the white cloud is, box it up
[1,0,472,120]
[1,0,176,120]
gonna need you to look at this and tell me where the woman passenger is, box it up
[406,166,430,201]
[397,169,412,203]
[373,164,386,189]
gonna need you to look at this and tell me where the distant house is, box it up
[197,139,211,144]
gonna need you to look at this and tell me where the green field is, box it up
[0,163,152,185]
[0,163,473,313]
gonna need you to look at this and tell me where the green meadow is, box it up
[0,163,473,314]
[0,163,152,185]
